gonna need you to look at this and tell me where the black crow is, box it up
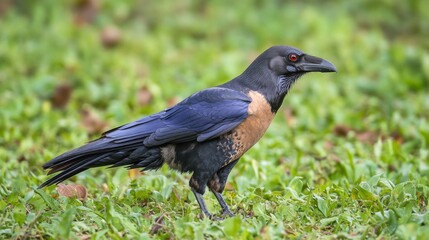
[39,46,336,219]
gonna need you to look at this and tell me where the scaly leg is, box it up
[191,188,213,218]
[212,191,234,217]
[208,159,239,217]
[190,172,225,220]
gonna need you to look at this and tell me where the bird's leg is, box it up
[208,159,239,217]
[212,190,234,217]
[191,188,213,218]
[190,173,222,220]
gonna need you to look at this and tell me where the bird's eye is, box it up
[288,54,298,62]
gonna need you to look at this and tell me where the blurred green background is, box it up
[1,0,428,239]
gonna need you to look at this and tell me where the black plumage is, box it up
[39,46,336,218]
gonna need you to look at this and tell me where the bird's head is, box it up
[237,45,336,112]
[267,46,336,75]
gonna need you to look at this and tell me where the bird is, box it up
[39,46,336,219]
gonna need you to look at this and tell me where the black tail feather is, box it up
[42,139,142,170]
[38,153,111,188]
[39,140,164,188]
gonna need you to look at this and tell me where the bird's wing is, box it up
[104,87,251,147]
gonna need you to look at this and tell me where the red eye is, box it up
[288,54,298,62]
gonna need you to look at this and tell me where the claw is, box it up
[198,211,224,221]
[212,191,235,218]
[220,209,235,218]
[192,188,235,220]
[209,215,224,221]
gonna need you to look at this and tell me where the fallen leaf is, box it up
[388,164,397,172]
[137,86,153,106]
[328,153,340,162]
[17,155,26,162]
[101,183,109,193]
[80,108,106,133]
[50,83,73,109]
[324,141,334,151]
[260,225,268,239]
[149,215,165,235]
[100,26,121,48]
[80,108,108,134]
[390,131,404,144]
[283,107,296,126]
[333,125,353,137]
[225,182,234,191]
[333,125,403,145]
[128,168,144,179]
[356,131,379,144]
[0,0,12,17]
[78,234,91,240]
[57,183,87,200]
[73,0,99,25]
[284,227,296,236]
[167,97,179,107]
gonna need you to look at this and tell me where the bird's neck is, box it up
[220,73,290,113]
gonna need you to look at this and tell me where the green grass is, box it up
[1,0,429,239]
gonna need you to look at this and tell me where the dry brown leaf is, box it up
[390,131,404,144]
[283,107,296,126]
[260,225,268,239]
[73,0,99,25]
[17,155,26,162]
[128,168,144,179]
[334,124,404,145]
[80,108,108,134]
[284,227,296,236]
[51,83,73,109]
[328,153,341,162]
[356,131,379,144]
[137,86,153,106]
[167,97,179,107]
[334,124,379,144]
[57,183,87,200]
[100,26,121,48]
[324,141,334,151]
[0,0,12,17]
[225,182,234,191]
[149,215,165,235]
[78,234,91,240]
[101,183,109,193]
[333,125,353,137]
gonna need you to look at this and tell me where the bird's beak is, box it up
[296,54,337,73]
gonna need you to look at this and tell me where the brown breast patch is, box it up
[221,90,275,165]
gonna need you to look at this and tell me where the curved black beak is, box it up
[296,54,337,73]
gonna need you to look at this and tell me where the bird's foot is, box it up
[220,209,235,218]
[193,188,225,220]
[211,191,235,218]
[209,215,224,221]
[198,212,223,221]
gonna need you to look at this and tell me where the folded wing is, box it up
[106,87,251,146]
